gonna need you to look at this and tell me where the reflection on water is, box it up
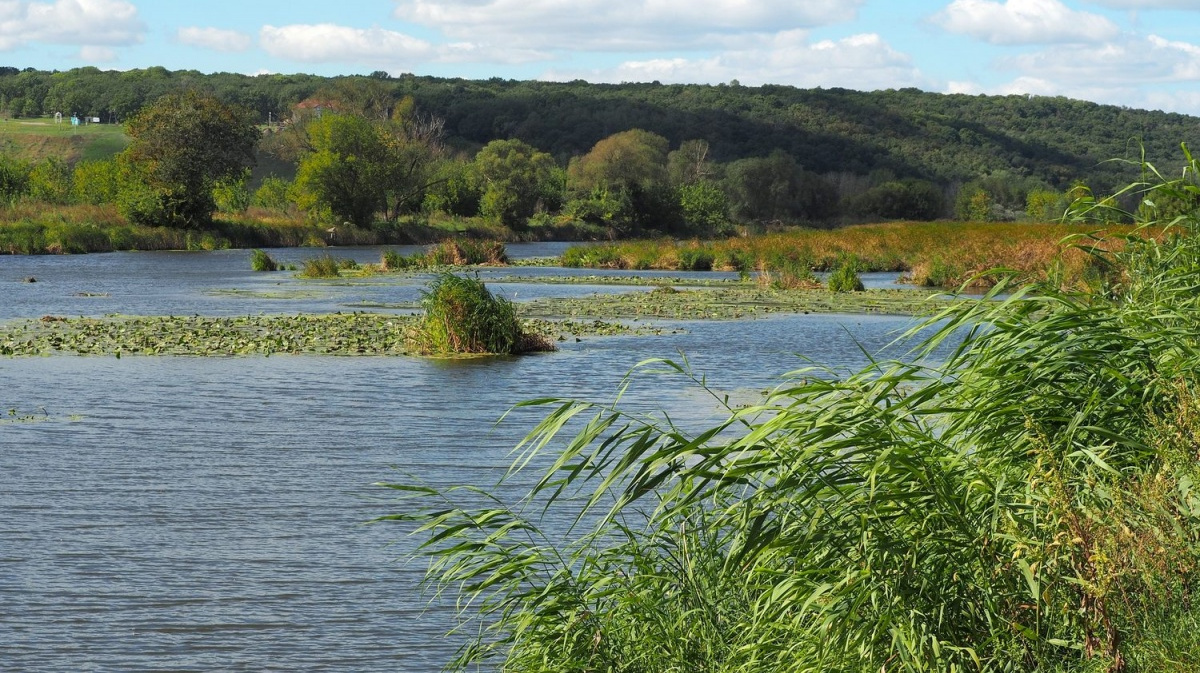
[0,247,934,671]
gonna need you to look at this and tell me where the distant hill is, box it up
[0,67,1196,193]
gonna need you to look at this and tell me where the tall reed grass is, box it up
[560,221,1134,289]
[381,157,1200,672]
[411,273,554,355]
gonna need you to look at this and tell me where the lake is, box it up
[1,246,928,671]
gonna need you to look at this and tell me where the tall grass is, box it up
[560,221,1134,289]
[381,239,510,271]
[380,157,1200,671]
[412,273,554,355]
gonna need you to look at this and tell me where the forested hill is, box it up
[1,66,1197,192]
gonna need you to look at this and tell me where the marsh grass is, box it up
[827,253,865,292]
[412,273,554,356]
[299,255,343,278]
[249,249,278,272]
[380,240,510,272]
[561,221,1136,289]
[380,156,1200,672]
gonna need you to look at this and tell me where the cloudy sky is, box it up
[7,0,1200,114]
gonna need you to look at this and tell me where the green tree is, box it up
[120,90,258,227]
[567,129,675,234]
[678,180,730,235]
[292,113,390,227]
[473,139,560,226]
[851,179,943,221]
[724,150,837,223]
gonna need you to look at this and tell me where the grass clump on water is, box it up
[249,249,278,272]
[413,273,554,356]
[827,253,865,292]
[380,150,1200,672]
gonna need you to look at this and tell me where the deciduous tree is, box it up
[120,90,258,227]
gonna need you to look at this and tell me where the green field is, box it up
[0,117,129,163]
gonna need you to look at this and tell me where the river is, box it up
[1,245,928,671]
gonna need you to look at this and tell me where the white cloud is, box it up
[1081,1,1200,8]
[933,0,1119,45]
[260,24,434,66]
[393,0,863,51]
[177,27,252,53]
[1001,34,1200,82]
[78,45,115,62]
[946,34,1200,112]
[544,32,926,91]
[0,0,144,50]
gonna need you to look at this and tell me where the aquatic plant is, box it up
[382,157,1200,671]
[827,253,865,292]
[414,273,554,356]
[299,255,343,278]
[249,249,278,272]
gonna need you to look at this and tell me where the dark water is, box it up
[0,247,929,671]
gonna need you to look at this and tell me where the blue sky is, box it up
[7,0,1200,114]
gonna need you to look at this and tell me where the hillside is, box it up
[1,66,1197,194]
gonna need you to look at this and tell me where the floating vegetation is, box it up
[3,407,49,423]
[0,312,641,358]
[521,286,958,322]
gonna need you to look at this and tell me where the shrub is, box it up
[414,273,553,355]
[827,254,865,292]
[250,249,278,272]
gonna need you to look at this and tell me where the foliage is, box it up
[427,239,508,266]
[0,152,30,204]
[851,179,943,220]
[292,107,445,227]
[71,158,122,205]
[213,170,252,214]
[253,175,293,212]
[299,255,342,278]
[293,113,390,227]
[826,253,865,292]
[121,89,258,228]
[474,139,561,226]
[413,272,552,355]
[249,248,278,271]
[725,150,837,223]
[382,156,1200,672]
[677,180,731,235]
[26,156,72,204]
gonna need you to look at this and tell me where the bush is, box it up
[250,249,278,272]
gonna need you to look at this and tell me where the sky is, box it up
[7,0,1200,115]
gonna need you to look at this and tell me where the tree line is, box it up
[2,67,1198,234]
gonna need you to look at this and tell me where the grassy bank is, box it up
[562,221,1136,288]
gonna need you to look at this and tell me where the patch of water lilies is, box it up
[0,313,646,358]
[520,285,958,321]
